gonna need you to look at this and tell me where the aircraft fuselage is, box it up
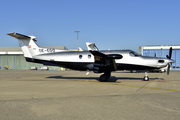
[27,50,173,72]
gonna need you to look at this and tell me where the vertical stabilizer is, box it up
[7,32,39,59]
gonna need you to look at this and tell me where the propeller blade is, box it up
[166,47,173,75]
[169,47,172,59]
[166,55,169,59]
[167,47,172,59]
[167,63,170,75]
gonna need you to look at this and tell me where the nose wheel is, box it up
[143,72,150,81]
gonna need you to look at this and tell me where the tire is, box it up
[99,75,108,82]
[143,76,149,81]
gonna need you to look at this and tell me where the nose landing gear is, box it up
[143,72,150,81]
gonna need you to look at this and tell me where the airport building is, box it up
[139,45,180,70]
[0,46,68,70]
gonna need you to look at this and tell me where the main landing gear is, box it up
[99,71,111,82]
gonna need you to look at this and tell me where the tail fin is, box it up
[7,32,39,59]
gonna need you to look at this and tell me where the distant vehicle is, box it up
[30,66,37,70]
[3,65,11,70]
[39,66,49,70]
[8,32,175,82]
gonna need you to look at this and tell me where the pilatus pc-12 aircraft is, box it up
[7,32,175,82]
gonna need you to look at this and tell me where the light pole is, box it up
[74,31,80,51]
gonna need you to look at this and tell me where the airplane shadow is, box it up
[46,76,164,82]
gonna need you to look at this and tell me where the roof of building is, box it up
[139,45,180,54]
[0,47,21,52]
[0,46,68,52]
[140,45,180,49]
[141,45,180,47]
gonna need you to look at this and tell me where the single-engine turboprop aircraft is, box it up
[7,32,175,82]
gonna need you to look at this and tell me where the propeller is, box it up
[166,47,172,59]
[167,63,171,75]
[166,47,172,75]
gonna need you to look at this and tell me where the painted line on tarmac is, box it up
[72,79,180,93]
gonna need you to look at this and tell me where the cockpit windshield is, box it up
[129,51,141,57]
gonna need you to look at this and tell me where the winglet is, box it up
[86,42,99,51]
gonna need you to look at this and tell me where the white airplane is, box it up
[7,32,175,82]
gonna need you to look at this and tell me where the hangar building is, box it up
[139,45,180,70]
[0,46,68,70]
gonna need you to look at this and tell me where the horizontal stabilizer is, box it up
[7,32,37,41]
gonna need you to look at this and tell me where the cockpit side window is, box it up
[129,52,140,57]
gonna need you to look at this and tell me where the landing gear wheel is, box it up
[143,72,149,81]
[99,75,108,82]
[143,76,149,81]
[99,70,111,82]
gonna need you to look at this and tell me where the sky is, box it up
[0,0,180,53]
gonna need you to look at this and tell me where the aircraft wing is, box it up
[90,51,123,59]
[90,51,106,57]
[90,50,123,71]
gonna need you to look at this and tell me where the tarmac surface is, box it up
[0,70,180,120]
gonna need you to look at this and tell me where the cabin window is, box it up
[79,55,82,59]
[88,55,91,59]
